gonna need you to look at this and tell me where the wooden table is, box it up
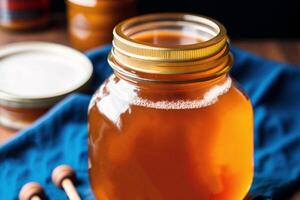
[234,40,300,66]
[0,18,299,65]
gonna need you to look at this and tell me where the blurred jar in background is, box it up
[66,0,137,51]
[0,0,49,30]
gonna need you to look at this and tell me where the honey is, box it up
[88,13,253,200]
[66,0,136,51]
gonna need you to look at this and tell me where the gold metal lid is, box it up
[109,13,231,76]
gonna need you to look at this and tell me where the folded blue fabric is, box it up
[0,45,300,200]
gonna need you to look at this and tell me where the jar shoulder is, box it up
[89,76,252,124]
[230,80,253,110]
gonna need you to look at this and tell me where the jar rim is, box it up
[109,13,232,79]
[112,13,228,62]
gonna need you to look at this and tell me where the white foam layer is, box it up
[92,77,232,111]
[131,77,232,110]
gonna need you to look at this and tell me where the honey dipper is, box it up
[19,182,44,200]
[51,165,81,200]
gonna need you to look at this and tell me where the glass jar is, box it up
[0,0,49,30]
[88,13,254,200]
[66,0,137,51]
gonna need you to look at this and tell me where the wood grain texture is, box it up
[234,39,300,66]
[0,18,299,65]
[0,16,69,46]
[0,126,16,143]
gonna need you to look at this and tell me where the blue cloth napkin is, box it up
[0,45,300,200]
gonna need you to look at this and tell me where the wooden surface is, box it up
[0,20,69,46]
[234,40,300,66]
[0,126,16,144]
[0,19,299,65]
[1,30,300,65]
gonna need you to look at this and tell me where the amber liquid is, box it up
[67,0,136,51]
[88,31,253,200]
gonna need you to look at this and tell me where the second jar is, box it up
[0,0,49,30]
[66,0,136,51]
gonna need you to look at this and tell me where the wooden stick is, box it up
[61,178,81,200]
[31,196,41,200]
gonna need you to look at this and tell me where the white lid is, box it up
[0,42,93,108]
